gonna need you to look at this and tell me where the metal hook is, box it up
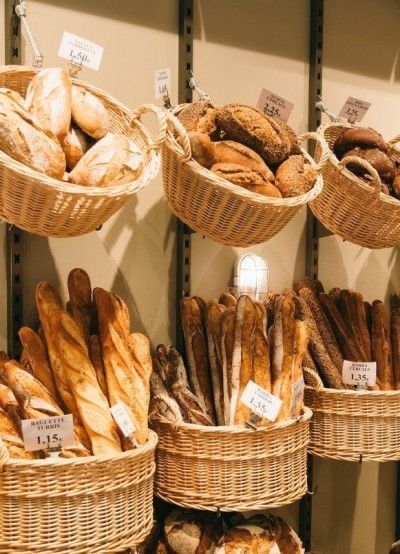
[316,95,341,123]
[307,483,318,496]
[245,413,261,431]
[188,71,211,102]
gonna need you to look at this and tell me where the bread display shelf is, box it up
[0,66,166,238]
[152,408,312,512]
[162,106,327,247]
[310,122,400,249]
[304,369,400,462]
[0,430,157,554]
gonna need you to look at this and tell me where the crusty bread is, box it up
[213,140,275,180]
[71,85,109,139]
[0,87,24,110]
[0,406,36,459]
[67,268,93,344]
[25,68,72,143]
[216,524,279,553]
[89,335,108,398]
[372,300,393,390]
[333,127,388,158]
[164,509,222,554]
[177,101,220,139]
[205,301,226,425]
[63,124,92,170]
[211,163,282,198]
[220,306,236,424]
[343,147,395,184]
[219,292,237,309]
[189,132,215,168]
[275,155,317,197]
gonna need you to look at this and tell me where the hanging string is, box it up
[188,71,211,102]
[15,1,43,69]
[315,96,341,123]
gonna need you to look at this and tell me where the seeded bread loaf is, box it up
[178,101,220,139]
[211,163,282,198]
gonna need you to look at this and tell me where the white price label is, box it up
[21,414,74,452]
[154,68,171,99]
[256,88,294,123]
[111,402,135,438]
[338,97,371,124]
[240,380,282,422]
[58,32,103,71]
[342,360,376,388]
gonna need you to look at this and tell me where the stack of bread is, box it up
[177,101,317,199]
[332,126,400,198]
[0,268,152,459]
[0,68,143,186]
[151,509,303,553]
[150,292,308,427]
[278,277,399,390]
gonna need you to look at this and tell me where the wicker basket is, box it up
[152,408,312,512]
[0,66,166,238]
[310,122,400,249]
[0,430,157,553]
[162,106,328,247]
[304,368,400,462]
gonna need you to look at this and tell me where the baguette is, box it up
[205,301,226,425]
[276,297,296,420]
[0,406,36,459]
[0,383,22,430]
[218,292,237,309]
[372,300,393,390]
[352,291,372,361]
[391,309,400,390]
[220,306,236,425]
[291,320,308,417]
[271,313,283,397]
[253,303,271,392]
[67,268,93,343]
[337,290,367,360]
[149,371,183,423]
[128,332,153,407]
[89,335,108,398]
[181,297,216,422]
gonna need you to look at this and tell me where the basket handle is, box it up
[388,135,400,147]
[338,156,382,197]
[166,112,192,162]
[303,366,324,389]
[298,131,330,172]
[0,437,10,471]
[131,103,168,152]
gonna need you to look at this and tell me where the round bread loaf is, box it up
[178,101,220,139]
[342,147,395,184]
[164,509,222,554]
[275,155,317,197]
[189,132,215,169]
[215,524,280,553]
[333,127,388,158]
[213,140,275,180]
[217,104,294,166]
[390,540,400,554]
[211,162,282,198]
[246,514,304,554]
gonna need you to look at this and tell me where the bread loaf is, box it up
[89,335,108,398]
[0,87,23,110]
[219,292,237,309]
[342,147,395,184]
[164,509,222,554]
[216,524,279,553]
[333,127,388,158]
[253,303,271,393]
[372,300,393,390]
[71,85,109,139]
[246,513,303,554]
[276,297,296,420]
[275,155,317,197]
[149,370,183,423]
[178,101,220,139]
[67,267,93,343]
[69,133,143,187]
[205,301,226,425]
[391,309,400,390]
[63,124,92,170]
[213,140,275,180]
[189,132,215,168]
[211,163,282,198]
[25,68,72,143]
[220,306,236,425]
[0,406,36,459]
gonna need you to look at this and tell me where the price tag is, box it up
[256,88,294,123]
[58,32,104,71]
[342,360,376,388]
[240,380,282,422]
[111,402,136,438]
[154,68,171,99]
[338,97,371,124]
[21,414,74,452]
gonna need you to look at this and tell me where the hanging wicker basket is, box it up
[0,431,157,553]
[152,408,312,512]
[310,122,400,249]
[304,368,400,462]
[0,66,166,238]
[162,106,328,247]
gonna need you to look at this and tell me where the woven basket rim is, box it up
[152,406,312,434]
[305,384,400,398]
[319,121,400,207]
[1,429,157,468]
[0,65,160,197]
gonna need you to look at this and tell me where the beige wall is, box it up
[1,0,400,552]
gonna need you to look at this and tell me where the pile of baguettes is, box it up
[0,268,151,460]
[0,68,143,186]
[151,293,309,427]
[289,277,400,390]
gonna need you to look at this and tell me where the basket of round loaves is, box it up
[290,276,400,462]
[0,268,157,553]
[162,101,328,247]
[150,292,312,511]
[310,122,400,248]
[0,65,166,237]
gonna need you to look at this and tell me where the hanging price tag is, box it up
[58,32,104,71]
[21,414,74,452]
[154,68,171,99]
[338,97,371,124]
[240,380,282,422]
[256,88,294,122]
[342,360,376,388]
[111,402,136,438]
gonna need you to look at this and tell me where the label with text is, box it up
[338,97,371,124]
[154,68,171,99]
[21,414,74,452]
[240,380,282,422]
[58,32,103,71]
[256,88,294,122]
[111,402,136,438]
[342,360,376,388]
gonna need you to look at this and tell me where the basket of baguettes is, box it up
[310,122,400,248]
[150,292,312,511]
[162,101,328,246]
[0,268,156,553]
[0,65,166,237]
[289,276,400,462]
